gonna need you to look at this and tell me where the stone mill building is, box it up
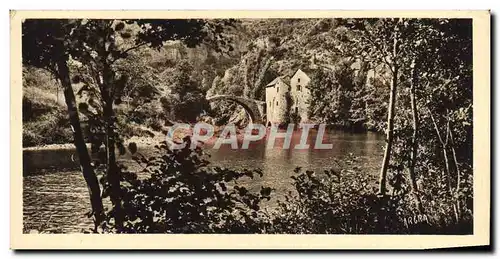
[265,69,311,126]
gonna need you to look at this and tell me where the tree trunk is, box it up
[448,123,461,221]
[102,62,124,231]
[448,126,461,192]
[104,101,124,230]
[408,62,424,213]
[378,33,398,196]
[57,59,104,230]
[428,109,452,194]
[442,144,452,193]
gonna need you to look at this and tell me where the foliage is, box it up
[386,18,473,223]
[101,139,273,233]
[308,61,373,130]
[267,152,472,234]
[22,18,238,230]
[22,67,73,146]
[22,18,474,235]
[161,61,208,123]
[97,144,472,234]
[23,108,73,147]
[362,77,389,131]
[269,161,406,234]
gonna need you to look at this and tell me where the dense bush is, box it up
[100,139,272,233]
[268,160,404,234]
[97,138,472,234]
[268,156,472,234]
[23,113,73,147]
[22,84,73,147]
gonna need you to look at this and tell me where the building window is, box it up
[276,101,278,106]
[277,87,279,92]
[298,78,301,83]
[297,85,301,91]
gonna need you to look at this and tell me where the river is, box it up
[22,129,384,233]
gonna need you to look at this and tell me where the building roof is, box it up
[266,76,289,87]
[291,68,311,81]
[266,68,311,88]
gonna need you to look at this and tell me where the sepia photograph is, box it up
[10,10,490,249]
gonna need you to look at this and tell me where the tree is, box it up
[308,60,357,128]
[388,19,472,215]
[338,18,472,218]
[342,18,432,197]
[163,60,208,122]
[22,20,105,229]
[411,19,472,220]
[22,18,235,232]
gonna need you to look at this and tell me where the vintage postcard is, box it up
[10,10,490,249]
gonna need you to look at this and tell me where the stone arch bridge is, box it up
[206,95,265,124]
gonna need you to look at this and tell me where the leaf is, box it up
[117,141,126,156]
[72,75,82,84]
[128,142,138,154]
[120,32,132,39]
[76,84,90,96]
[260,187,272,197]
[78,102,89,111]
[115,22,125,31]
[219,182,227,192]
[236,186,248,197]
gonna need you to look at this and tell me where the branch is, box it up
[111,42,149,64]
[358,29,393,71]
[105,20,114,32]
[318,63,336,71]
[302,18,328,38]
[415,81,431,110]
[448,121,461,191]
[442,76,460,89]
[445,110,450,145]
[428,107,444,145]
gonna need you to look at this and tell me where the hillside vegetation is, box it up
[23,18,473,234]
[23,19,391,147]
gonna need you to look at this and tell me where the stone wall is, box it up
[289,69,311,123]
[265,70,312,125]
[265,78,290,125]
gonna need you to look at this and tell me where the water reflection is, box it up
[204,129,384,205]
[23,129,384,232]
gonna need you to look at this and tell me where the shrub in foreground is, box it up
[97,140,472,234]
